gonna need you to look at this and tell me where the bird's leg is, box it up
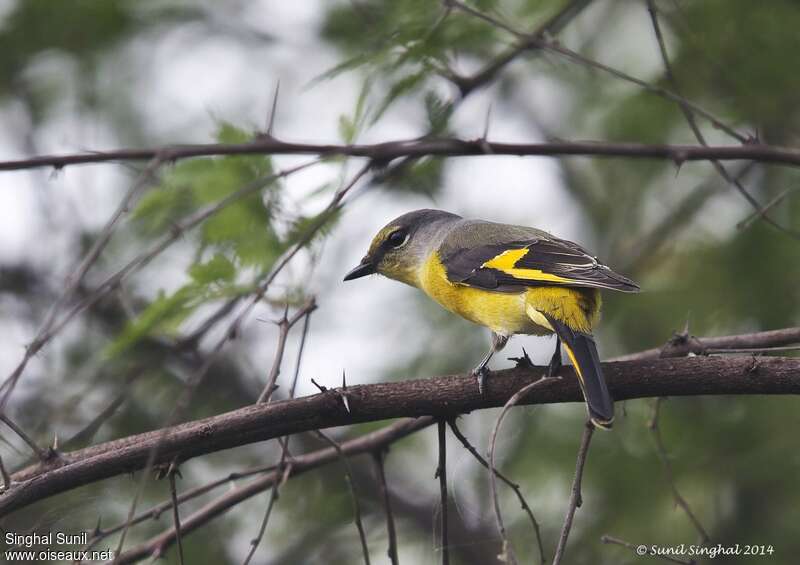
[472,332,509,394]
[547,336,562,378]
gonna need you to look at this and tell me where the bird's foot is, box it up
[472,365,491,395]
[508,347,534,369]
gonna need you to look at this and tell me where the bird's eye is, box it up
[387,229,409,248]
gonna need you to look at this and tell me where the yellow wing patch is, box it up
[482,247,573,284]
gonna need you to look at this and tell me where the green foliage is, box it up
[113,123,290,355]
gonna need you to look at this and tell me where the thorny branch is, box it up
[3,137,800,172]
[4,353,800,517]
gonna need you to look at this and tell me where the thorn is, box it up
[482,103,492,141]
[672,150,687,174]
[508,347,534,369]
[310,378,327,393]
[341,393,351,414]
[342,369,347,390]
[93,516,103,537]
[51,433,59,451]
[681,312,691,337]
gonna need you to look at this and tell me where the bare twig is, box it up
[316,431,371,565]
[243,464,285,565]
[488,377,557,564]
[241,448,288,565]
[0,157,163,413]
[4,137,800,172]
[257,297,318,403]
[552,421,595,565]
[436,420,449,565]
[648,398,711,543]
[737,187,798,231]
[288,300,314,399]
[613,326,800,362]
[168,467,185,565]
[114,417,434,564]
[645,0,800,239]
[601,534,695,565]
[372,449,399,565]
[448,419,545,565]
[446,0,747,143]
[0,414,49,461]
[0,159,319,410]
[446,0,593,97]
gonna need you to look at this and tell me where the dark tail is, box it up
[548,318,614,429]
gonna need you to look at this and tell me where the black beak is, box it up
[343,259,376,281]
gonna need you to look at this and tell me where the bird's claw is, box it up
[472,365,491,394]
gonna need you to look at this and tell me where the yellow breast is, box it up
[418,252,600,336]
[419,253,542,335]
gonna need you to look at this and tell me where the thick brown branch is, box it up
[2,137,800,172]
[3,355,799,517]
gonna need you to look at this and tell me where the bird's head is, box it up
[343,209,461,287]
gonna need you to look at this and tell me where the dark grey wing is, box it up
[439,221,640,293]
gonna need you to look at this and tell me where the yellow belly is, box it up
[419,252,600,335]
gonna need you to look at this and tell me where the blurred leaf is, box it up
[189,253,236,284]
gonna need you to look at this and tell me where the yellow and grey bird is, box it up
[343,209,639,428]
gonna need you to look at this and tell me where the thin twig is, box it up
[436,419,449,565]
[648,398,711,543]
[0,414,49,461]
[448,419,545,565]
[242,458,286,565]
[288,301,314,399]
[552,421,595,565]
[0,157,163,413]
[737,186,798,231]
[257,297,317,403]
[645,0,800,239]
[488,377,557,565]
[0,159,319,410]
[372,449,399,565]
[168,468,185,565]
[113,417,433,564]
[601,534,696,565]
[316,431,371,565]
[447,0,747,143]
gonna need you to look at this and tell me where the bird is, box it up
[343,209,639,429]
